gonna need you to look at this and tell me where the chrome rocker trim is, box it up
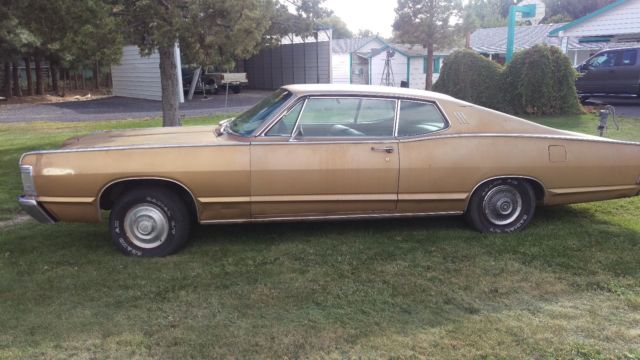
[17,196,56,224]
[200,211,464,224]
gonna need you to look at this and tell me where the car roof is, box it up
[281,84,456,102]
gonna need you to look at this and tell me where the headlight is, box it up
[20,165,37,196]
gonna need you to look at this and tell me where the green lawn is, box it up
[1,114,639,358]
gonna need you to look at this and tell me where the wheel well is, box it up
[99,179,199,220]
[469,177,546,206]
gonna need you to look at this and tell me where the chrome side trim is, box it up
[254,132,640,146]
[252,194,398,202]
[18,196,56,224]
[19,143,244,164]
[465,175,548,210]
[548,184,639,195]
[96,177,200,221]
[199,211,463,224]
[253,139,399,145]
[399,132,640,145]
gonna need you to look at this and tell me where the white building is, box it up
[548,0,640,61]
[111,44,184,102]
[331,37,449,89]
[471,0,640,66]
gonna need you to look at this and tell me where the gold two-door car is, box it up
[18,84,640,256]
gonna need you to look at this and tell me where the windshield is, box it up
[228,89,292,136]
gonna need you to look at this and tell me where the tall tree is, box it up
[0,1,39,98]
[317,15,353,39]
[463,0,510,28]
[393,0,462,90]
[542,0,618,22]
[61,0,123,90]
[120,0,329,127]
[357,29,375,37]
[17,0,123,95]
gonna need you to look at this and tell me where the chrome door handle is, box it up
[371,146,394,153]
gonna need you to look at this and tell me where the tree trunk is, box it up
[465,32,471,49]
[93,60,100,89]
[158,45,180,127]
[425,43,434,90]
[12,62,22,97]
[35,56,44,95]
[24,57,34,96]
[60,69,67,97]
[51,63,59,95]
[3,62,11,99]
[74,71,79,90]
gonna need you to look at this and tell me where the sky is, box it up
[323,0,398,38]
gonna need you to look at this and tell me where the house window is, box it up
[423,57,441,74]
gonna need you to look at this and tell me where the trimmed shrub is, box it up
[433,49,504,109]
[503,44,582,115]
[503,45,554,115]
[548,45,583,115]
[434,45,583,116]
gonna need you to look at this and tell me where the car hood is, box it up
[60,125,237,149]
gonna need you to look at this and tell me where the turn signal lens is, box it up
[20,165,37,196]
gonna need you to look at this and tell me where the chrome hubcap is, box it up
[124,204,169,248]
[483,185,522,225]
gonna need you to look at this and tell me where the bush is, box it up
[434,45,582,116]
[433,49,503,110]
[503,44,582,115]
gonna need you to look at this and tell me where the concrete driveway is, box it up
[0,90,271,123]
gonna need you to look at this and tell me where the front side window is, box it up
[265,101,304,136]
[397,100,447,137]
[587,51,619,69]
[228,89,291,136]
[275,97,396,137]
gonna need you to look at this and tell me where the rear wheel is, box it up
[232,85,241,94]
[467,178,536,233]
[109,188,191,256]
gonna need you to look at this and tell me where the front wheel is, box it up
[109,188,191,256]
[466,178,536,233]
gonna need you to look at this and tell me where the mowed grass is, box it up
[1,113,640,358]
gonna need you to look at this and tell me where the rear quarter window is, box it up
[397,101,447,137]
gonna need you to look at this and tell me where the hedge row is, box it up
[433,45,582,116]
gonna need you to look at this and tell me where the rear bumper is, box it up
[17,196,56,224]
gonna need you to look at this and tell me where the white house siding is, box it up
[558,0,640,37]
[331,53,350,84]
[408,57,426,89]
[370,52,408,87]
[111,45,184,102]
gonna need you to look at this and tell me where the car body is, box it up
[18,84,640,256]
[576,47,640,100]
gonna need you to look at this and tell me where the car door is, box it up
[395,100,464,213]
[615,49,640,95]
[250,96,399,218]
[576,50,620,94]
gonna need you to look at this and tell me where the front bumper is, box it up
[17,196,56,224]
